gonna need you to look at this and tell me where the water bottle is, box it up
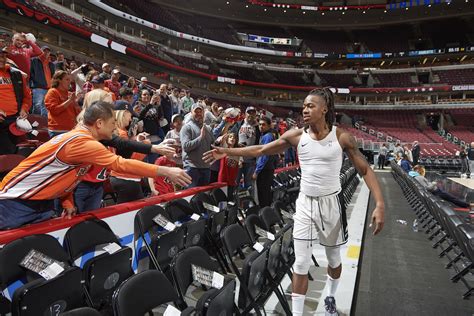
[412,219,419,232]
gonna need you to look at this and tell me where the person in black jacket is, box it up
[30,46,55,117]
[411,140,420,166]
[0,48,32,154]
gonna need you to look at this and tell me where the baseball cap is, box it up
[91,75,105,84]
[114,100,130,111]
[140,76,148,82]
[192,103,204,111]
[41,45,50,51]
[245,106,256,113]
[171,114,183,123]
[112,69,120,74]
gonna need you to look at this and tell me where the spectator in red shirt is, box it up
[105,69,122,98]
[6,33,42,79]
[218,133,241,200]
[148,156,177,196]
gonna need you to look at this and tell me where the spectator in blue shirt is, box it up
[400,154,412,173]
[253,117,277,207]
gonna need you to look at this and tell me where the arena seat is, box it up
[170,246,237,314]
[0,234,84,315]
[133,205,185,273]
[63,219,134,311]
[59,307,102,316]
[112,270,186,316]
[391,162,474,298]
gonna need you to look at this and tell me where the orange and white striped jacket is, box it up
[0,126,158,209]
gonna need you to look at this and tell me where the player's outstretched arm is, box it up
[340,131,385,235]
[203,128,301,163]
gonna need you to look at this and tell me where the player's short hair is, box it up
[83,101,114,126]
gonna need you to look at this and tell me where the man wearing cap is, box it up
[0,48,31,154]
[100,63,111,80]
[180,103,216,187]
[30,46,55,117]
[83,74,113,109]
[105,69,122,99]
[235,106,260,190]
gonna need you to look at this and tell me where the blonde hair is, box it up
[413,165,426,176]
[115,110,131,131]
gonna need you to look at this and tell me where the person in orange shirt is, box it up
[44,70,82,137]
[0,48,31,154]
[0,101,192,230]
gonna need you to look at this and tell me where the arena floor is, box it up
[263,169,473,315]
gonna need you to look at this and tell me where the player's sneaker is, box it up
[324,296,339,316]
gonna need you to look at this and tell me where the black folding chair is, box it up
[112,270,192,316]
[170,246,236,315]
[191,192,230,271]
[211,187,228,204]
[0,234,84,315]
[133,205,185,275]
[165,199,207,248]
[59,307,102,316]
[63,219,133,310]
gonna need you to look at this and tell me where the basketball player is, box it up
[204,88,385,315]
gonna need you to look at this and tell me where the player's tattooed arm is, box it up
[340,131,385,235]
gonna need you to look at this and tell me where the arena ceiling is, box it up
[149,0,474,28]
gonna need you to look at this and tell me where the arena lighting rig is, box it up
[246,0,453,11]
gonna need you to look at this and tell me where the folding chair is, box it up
[211,187,228,204]
[190,192,229,271]
[59,307,102,316]
[259,206,284,234]
[170,246,236,315]
[112,270,192,316]
[63,219,133,310]
[221,224,269,315]
[0,234,84,315]
[165,199,206,248]
[133,205,185,275]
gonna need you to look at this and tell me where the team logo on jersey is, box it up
[77,166,91,177]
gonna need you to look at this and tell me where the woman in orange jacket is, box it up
[44,70,81,137]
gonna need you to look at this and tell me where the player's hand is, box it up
[252,173,257,180]
[203,146,227,164]
[61,207,77,219]
[370,205,384,235]
[151,143,176,158]
[158,167,192,187]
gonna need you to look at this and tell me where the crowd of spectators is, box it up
[0,31,299,229]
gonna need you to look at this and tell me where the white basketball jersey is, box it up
[297,126,343,197]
